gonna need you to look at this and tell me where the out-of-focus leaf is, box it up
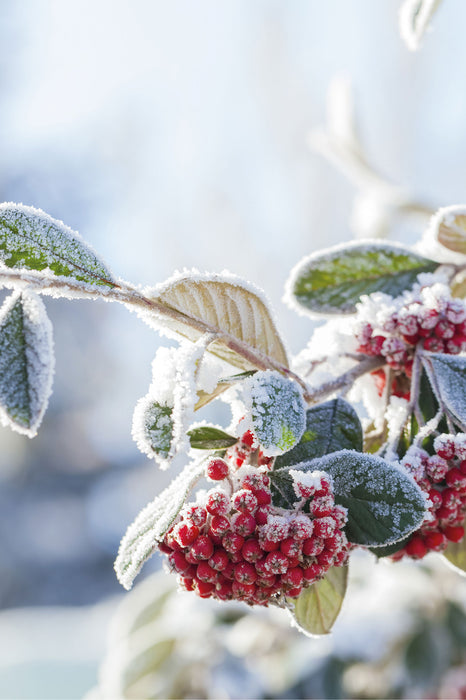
[290,566,348,635]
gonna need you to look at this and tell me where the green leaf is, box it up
[0,202,115,288]
[0,291,54,437]
[272,450,427,546]
[287,242,438,315]
[187,425,238,450]
[422,352,466,429]
[443,537,466,574]
[274,398,362,469]
[243,370,306,456]
[290,565,348,636]
[114,460,205,590]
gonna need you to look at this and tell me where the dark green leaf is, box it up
[288,242,438,314]
[0,202,115,287]
[369,535,410,558]
[0,291,54,436]
[289,565,348,635]
[274,398,362,469]
[272,450,427,546]
[422,352,466,429]
[187,425,237,450]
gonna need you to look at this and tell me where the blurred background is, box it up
[0,0,466,697]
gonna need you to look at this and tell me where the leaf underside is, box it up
[152,275,289,371]
[290,565,348,635]
[114,460,205,590]
[422,352,466,429]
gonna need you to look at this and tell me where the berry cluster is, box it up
[354,287,466,399]
[158,432,349,607]
[394,433,466,560]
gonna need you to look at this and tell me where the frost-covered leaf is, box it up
[430,205,466,255]
[187,425,237,450]
[242,370,306,456]
[132,344,206,469]
[133,400,173,459]
[147,271,289,371]
[286,241,438,315]
[399,0,443,52]
[443,537,466,574]
[115,460,205,590]
[0,202,115,288]
[274,398,362,469]
[422,352,466,428]
[272,450,427,546]
[289,565,348,636]
[0,291,54,436]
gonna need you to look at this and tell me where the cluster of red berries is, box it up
[355,290,466,399]
[394,433,466,560]
[158,431,349,607]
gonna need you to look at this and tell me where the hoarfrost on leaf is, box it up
[141,269,289,371]
[285,240,438,316]
[132,342,208,468]
[114,459,205,590]
[0,290,54,437]
[274,398,363,469]
[274,450,427,546]
[0,202,115,288]
[421,352,466,429]
[241,370,306,456]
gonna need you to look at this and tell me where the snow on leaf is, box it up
[133,399,174,459]
[114,460,205,590]
[289,565,348,636]
[273,451,427,546]
[241,370,306,456]
[187,425,238,450]
[285,241,438,316]
[274,398,362,470]
[143,270,289,371]
[0,291,54,437]
[421,352,466,429]
[0,202,115,288]
[399,0,443,52]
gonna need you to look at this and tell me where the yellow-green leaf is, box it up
[290,565,348,636]
[443,537,466,574]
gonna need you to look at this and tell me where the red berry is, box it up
[206,458,229,481]
[231,512,256,536]
[169,550,190,574]
[206,490,230,516]
[241,430,255,448]
[183,505,208,527]
[255,506,269,525]
[282,566,304,588]
[302,536,325,557]
[302,562,322,582]
[264,551,289,575]
[210,515,230,536]
[424,532,446,550]
[423,337,445,353]
[406,536,427,559]
[232,489,258,513]
[196,561,218,583]
[234,562,257,584]
[191,535,214,560]
[209,548,229,571]
[446,468,466,488]
[242,538,263,562]
[196,580,215,598]
[174,522,200,547]
[222,532,244,554]
[444,525,465,542]
[280,537,303,558]
[435,320,455,339]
